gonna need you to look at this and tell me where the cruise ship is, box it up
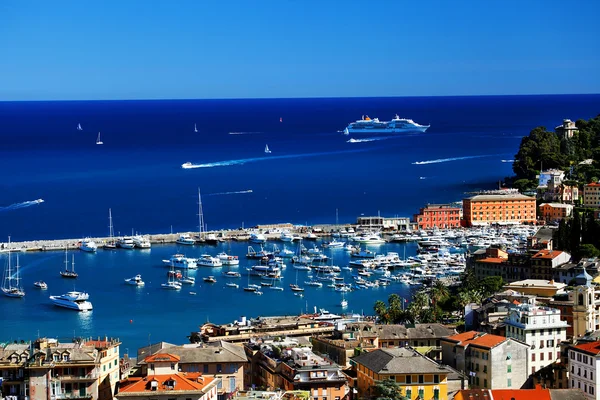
[345,115,429,134]
[49,291,93,311]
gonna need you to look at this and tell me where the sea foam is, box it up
[0,199,44,213]
[412,154,503,165]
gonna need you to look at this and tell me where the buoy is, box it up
[130,319,133,324]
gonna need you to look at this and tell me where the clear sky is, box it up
[1,0,599,100]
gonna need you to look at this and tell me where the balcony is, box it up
[53,393,93,400]
[53,371,98,381]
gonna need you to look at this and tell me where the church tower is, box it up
[571,268,595,338]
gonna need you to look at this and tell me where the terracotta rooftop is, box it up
[454,386,553,400]
[144,353,181,363]
[118,373,213,394]
[586,182,600,187]
[478,258,506,264]
[532,250,564,259]
[444,331,507,349]
[574,341,600,356]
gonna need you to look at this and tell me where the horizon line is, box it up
[1,92,600,103]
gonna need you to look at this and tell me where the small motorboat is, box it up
[203,276,217,283]
[179,276,196,284]
[225,282,239,288]
[34,281,48,289]
[254,290,264,295]
[124,275,145,286]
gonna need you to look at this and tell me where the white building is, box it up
[569,341,600,399]
[504,299,568,376]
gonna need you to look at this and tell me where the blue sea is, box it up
[0,95,599,352]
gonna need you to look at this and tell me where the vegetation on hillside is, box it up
[511,114,600,190]
[554,210,600,260]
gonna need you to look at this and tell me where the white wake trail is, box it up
[412,154,502,165]
[0,199,45,212]
[207,190,253,196]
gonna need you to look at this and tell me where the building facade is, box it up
[583,183,600,208]
[462,194,536,227]
[353,348,455,400]
[555,119,579,139]
[441,331,529,389]
[413,204,461,230]
[539,203,574,221]
[504,301,568,375]
[568,341,600,400]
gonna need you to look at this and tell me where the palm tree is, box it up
[374,300,389,323]
[430,280,449,305]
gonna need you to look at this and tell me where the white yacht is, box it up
[176,234,195,246]
[326,240,345,248]
[133,235,151,249]
[162,268,183,290]
[196,254,223,267]
[249,233,266,244]
[49,291,93,311]
[117,236,135,249]
[34,281,48,289]
[280,231,294,242]
[162,254,197,269]
[353,233,386,245]
[79,238,98,253]
[218,252,239,266]
[124,274,145,286]
[222,270,241,278]
[2,250,25,298]
[181,162,193,169]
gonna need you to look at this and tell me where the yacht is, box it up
[132,235,151,249]
[34,281,48,289]
[222,270,241,278]
[326,240,345,248]
[96,132,103,145]
[274,245,294,258]
[305,232,318,240]
[218,252,239,266]
[104,208,117,249]
[353,233,386,245]
[49,291,93,311]
[79,238,98,253]
[2,250,25,298]
[249,233,267,244]
[176,234,196,246]
[226,282,239,288]
[117,236,135,249]
[60,253,78,279]
[162,254,198,269]
[196,254,223,267]
[124,274,145,286]
[179,274,196,284]
[290,284,304,292]
[280,231,294,242]
[345,115,430,134]
[246,246,272,259]
[203,276,217,283]
[351,248,377,258]
[182,162,193,169]
[204,233,220,245]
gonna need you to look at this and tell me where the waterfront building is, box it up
[311,322,455,367]
[539,203,574,222]
[583,183,600,208]
[454,385,587,400]
[503,279,567,298]
[244,339,349,399]
[568,341,600,399]
[117,353,219,400]
[0,336,120,400]
[504,300,568,375]
[190,316,334,344]
[136,341,248,398]
[462,193,536,226]
[352,347,464,400]
[555,119,579,139]
[355,216,412,231]
[412,204,461,230]
[441,331,529,389]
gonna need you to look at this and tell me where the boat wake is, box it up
[228,131,261,135]
[0,199,44,212]
[182,148,372,169]
[412,154,503,165]
[501,159,515,163]
[347,136,394,143]
[208,190,253,196]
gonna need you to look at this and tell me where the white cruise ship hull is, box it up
[50,297,93,311]
[347,126,428,134]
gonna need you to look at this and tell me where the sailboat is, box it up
[194,123,198,133]
[264,144,271,154]
[162,266,182,290]
[77,123,83,131]
[343,127,349,136]
[104,208,117,249]
[2,241,25,298]
[196,187,205,243]
[96,132,103,145]
[60,250,78,278]
[290,270,304,292]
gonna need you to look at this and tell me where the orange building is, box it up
[539,203,573,221]
[413,204,461,230]
[463,194,536,227]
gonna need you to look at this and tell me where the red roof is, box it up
[144,353,181,363]
[478,257,506,264]
[445,331,507,349]
[455,386,551,400]
[574,341,600,355]
[586,182,600,187]
[119,373,213,394]
[532,250,563,259]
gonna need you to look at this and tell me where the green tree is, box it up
[480,276,504,297]
[374,300,389,323]
[572,211,582,259]
[372,379,409,400]
[579,244,600,259]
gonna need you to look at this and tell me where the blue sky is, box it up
[1,0,599,100]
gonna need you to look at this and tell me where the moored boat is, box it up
[49,291,93,311]
[124,274,145,286]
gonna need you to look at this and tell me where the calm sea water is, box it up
[0,95,599,351]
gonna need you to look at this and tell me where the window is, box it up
[541,353,544,361]
[217,380,223,389]
[434,388,440,400]
[418,389,425,398]
[484,379,488,388]
[405,389,411,398]
[406,376,412,384]
[591,386,595,395]
[217,364,222,373]
[150,364,154,371]
[434,375,439,383]
[203,364,209,373]
[507,365,512,373]
[532,354,536,362]
[476,377,480,386]
[507,378,512,387]
[171,363,175,370]
[418,375,424,384]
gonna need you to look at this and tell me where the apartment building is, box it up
[462,194,536,226]
[569,341,600,399]
[413,204,461,230]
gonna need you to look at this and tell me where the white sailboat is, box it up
[77,123,83,131]
[2,240,25,298]
[264,144,271,154]
[96,132,103,145]
[104,208,117,249]
[197,187,205,243]
[194,123,198,133]
[343,127,349,136]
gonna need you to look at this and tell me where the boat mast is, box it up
[3,236,11,290]
[108,208,114,242]
[15,253,22,290]
[64,246,69,271]
[71,255,75,273]
[197,187,205,240]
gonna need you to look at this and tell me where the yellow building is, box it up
[352,348,457,400]
[503,279,567,298]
